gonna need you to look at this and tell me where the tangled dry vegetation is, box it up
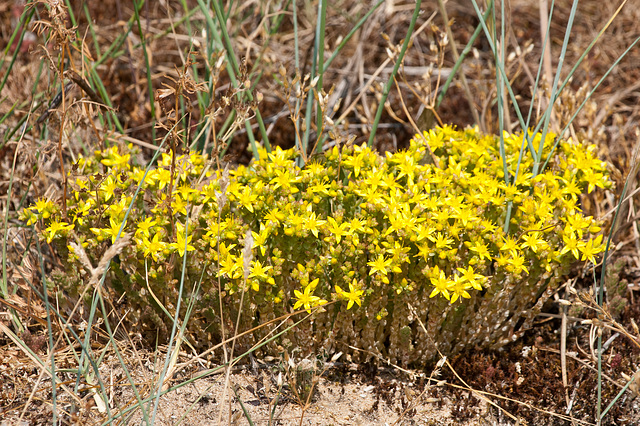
[2,0,640,424]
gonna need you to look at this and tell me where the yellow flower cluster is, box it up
[22,126,611,361]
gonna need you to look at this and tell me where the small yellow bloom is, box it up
[335,279,364,310]
[293,285,326,313]
[44,221,74,244]
[367,254,392,276]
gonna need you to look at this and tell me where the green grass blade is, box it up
[35,237,58,423]
[0,101,18,127]
[132,0,157,143]
[313,0,328,153]
[83,3,102,58]
[511,0,556,187]
[293,0,302,162]
[469,0,528,136]
[150,214,192,423]
[532,0,580,177]
[600,372,637,420]
[322,0,385,73]
[101,311,314,425]
[367,0,422,147]
[435,1,493,110]
[198,0,271,156]
[301,0,323,158]
[232,384,256,426]
[77,125,176,425]
[0,7,35,95]
[541,33,640,173]
[538,10,635,173]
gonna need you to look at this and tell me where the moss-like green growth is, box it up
[22,126,610,365]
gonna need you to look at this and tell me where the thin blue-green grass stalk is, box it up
[367,0,422,148]
[469,0,529,136]
[197,0,271,157]
[217,230,254,424]
[35,208,57,423]
[103,312,312,425]
[518,1,629,174]
[150,205,193,423]
[301,0,326,160]
[75,128,175,425]
[232,385,256,426]
[293,0,302,166]
[435,2,493,111]
[540,1,633,171]
[0,7,35,94]
[493,0,511,232]
[531,1,579,178]
[82,3,101,60]
[304,0,386,160]
[191,1,289,154]
[600,368,639,420]
[62,0,124,134]
[132,0,157,143]
[595,140,640,424]
[313,0,327,153]
[435,0,482,130]
[321,0,385,72]
[513,3,635,420]
[510,1,555,197]
[467,0,635,422]
[177,0,208,127]
[3,62,47,329]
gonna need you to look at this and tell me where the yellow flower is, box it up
[450,275,471,303]
[218,253,242,279]
[335,279,364,310]
[499,236,520,257]
[583,170,605,194]
[32,198,56,219]
[343,151,366,177]
[170,222,195,257]
[154,168,172,190]
[468,240,491,261]
[561,231,586,259]
[580,234,604,264]
[252,223,271,256]
[142,233,166,262]
[508,253,529,275]
[429,232,454,250]
[456,266,485,291]
[44,220,74,244]
[520,231,547,254]
[270,169,300,193]
[105,217,127,244]
[264,207,285,226]
[248,259,274,287]
[100,146,130,168]
[429,266,451,301]
[367,254,392,276]
[100,174,119,202]
[136,217,157,239]
[304,211,326,238]
[236,185,259,212]
[325,217,350,244]
[293,285,326,313]
[308,178,331,196]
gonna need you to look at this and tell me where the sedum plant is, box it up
[22,126,610,366]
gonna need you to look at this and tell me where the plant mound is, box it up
[23,126,610,366]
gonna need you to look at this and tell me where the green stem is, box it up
[367,0,422,147]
